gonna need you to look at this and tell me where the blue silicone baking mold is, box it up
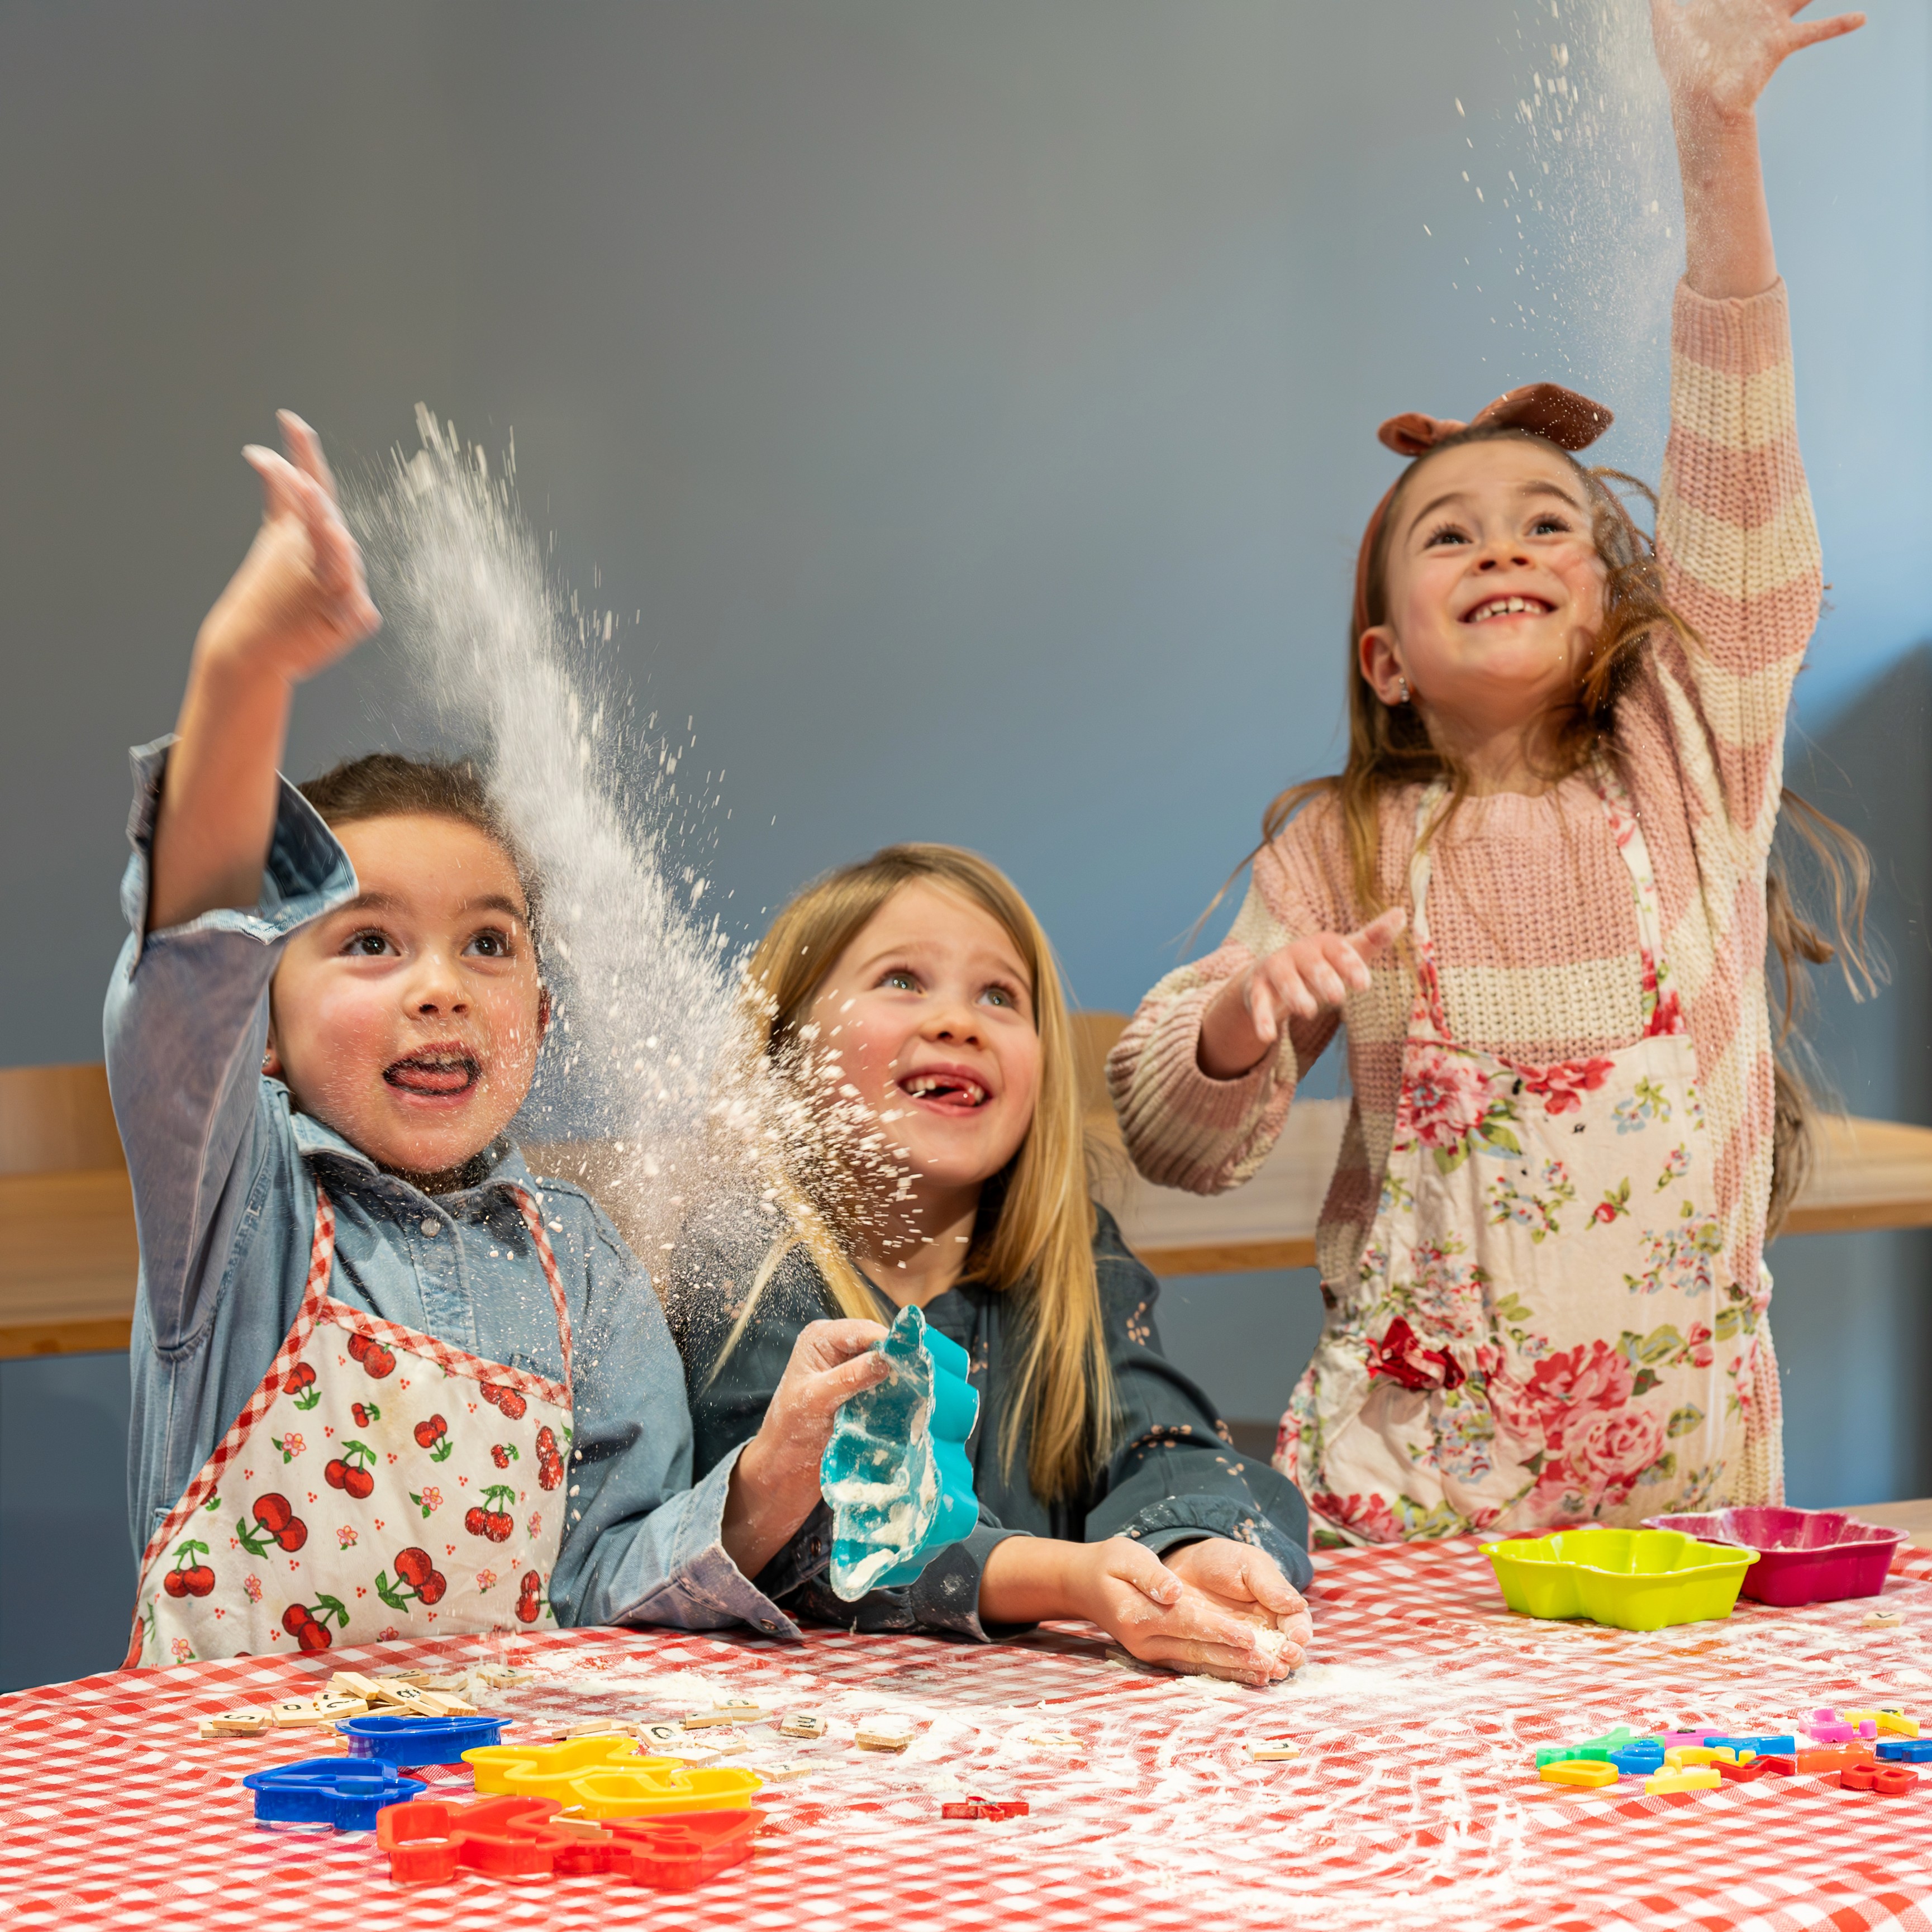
[820,1303,979,1599]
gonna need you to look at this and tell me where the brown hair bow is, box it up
[1354,381,1613,641]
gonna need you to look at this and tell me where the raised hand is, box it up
[151,411,382,932]
[1198,906,1406,1080]
[198,410,380,682]
[1651,0,1864,122]
[1651,1,1864,300]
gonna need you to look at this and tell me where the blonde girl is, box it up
[675,844,1313,1684]
[1108,0,1869,1546]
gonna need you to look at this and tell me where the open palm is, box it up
[1651,0,1863,120]
[201,411,380,683]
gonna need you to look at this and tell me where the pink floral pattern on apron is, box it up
[129,1186,574,1666]
[1277,768,1778,1547]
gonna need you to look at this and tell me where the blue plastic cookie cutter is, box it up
[338,1712,507,1767]
[242,1757,426,1829]
[820,1303,979,1600]
[1878,1739,1932,1764]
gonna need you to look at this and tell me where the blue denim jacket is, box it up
[677,1205,1314,1640]
[104,740,798,1640]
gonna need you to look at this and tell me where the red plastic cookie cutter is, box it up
[1839,1763,1921,1797]
[378,1796,610,1884]
[377,1794,760,1889]
[606,1810,762,1889]
[940,1796,1030,1821]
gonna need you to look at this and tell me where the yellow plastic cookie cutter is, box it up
[566,1765,764,1820]
[463,1735,678,1799]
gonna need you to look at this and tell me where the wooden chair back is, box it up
[1069,1010,1127,1120]
[0,1063,126,1176]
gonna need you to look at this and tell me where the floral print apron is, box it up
[129,1185,573,1666]
[1277,768,1777,1547]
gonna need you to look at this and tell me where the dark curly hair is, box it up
[297,753,544,959]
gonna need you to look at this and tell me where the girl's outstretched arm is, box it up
[1654,0,1864,299]
[980,1535,1305,1687]
[149,413,380,932]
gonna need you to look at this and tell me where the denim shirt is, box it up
[675,1203,1315,1641]
[104,740,797,1640]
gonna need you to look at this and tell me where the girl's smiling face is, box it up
[1359,438,1608,741]
[805,879,1041,1199]
[265,812,546,1187]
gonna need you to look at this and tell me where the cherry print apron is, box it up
[1277,767,1779,1547]
[129,1186,574,1667]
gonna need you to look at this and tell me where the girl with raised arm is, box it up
[1108,1,1868,1545]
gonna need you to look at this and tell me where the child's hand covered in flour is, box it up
[1650,0,1863,302]
[1162,1537,1314,1654]
[981,1535,1305,1686]
[720,1319,889,1581]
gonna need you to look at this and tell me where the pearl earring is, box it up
[1397,677,1410,704]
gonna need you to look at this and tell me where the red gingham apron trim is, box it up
[125,1181,573,1667]
[126,1189,342,1610]
[513,1186,575,1392]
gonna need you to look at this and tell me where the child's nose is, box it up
[924,1002,982,1046]
[406,952,468,1015]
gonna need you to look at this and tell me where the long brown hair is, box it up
[731,844,1112,1502]
[1246,424,1874,1233]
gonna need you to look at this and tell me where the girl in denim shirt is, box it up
[111,415,882,1664]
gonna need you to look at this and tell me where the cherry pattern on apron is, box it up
[129,1185,574,1666]
[1276,765,1779,1547]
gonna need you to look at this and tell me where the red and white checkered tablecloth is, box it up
[4,1539,1929,1931]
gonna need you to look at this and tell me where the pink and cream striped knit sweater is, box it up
[1108,280,1821,1313]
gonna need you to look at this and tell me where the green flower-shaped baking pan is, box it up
[1486,1525,1755,1631]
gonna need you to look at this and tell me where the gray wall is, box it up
[2,3,1927,1687]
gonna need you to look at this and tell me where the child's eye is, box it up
[465,929,514,959]
[880,968,920,992]
[1530,514,1572,536]
[981,984,1020,1010]
[343,930,394,958]
[1422,521,1470,549]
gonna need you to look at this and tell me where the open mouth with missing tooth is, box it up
[1463,594,1555,624]
[897,1070,992,1113]
[383,1046,482,1099]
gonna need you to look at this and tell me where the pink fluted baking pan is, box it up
[1641,1506,1904,1607]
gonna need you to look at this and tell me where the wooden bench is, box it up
[0,1064,142,1357]
[8,1032,1932,1357]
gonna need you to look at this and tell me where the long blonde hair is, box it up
[731,843,1112,1502]
[1239,425,1875,1233]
